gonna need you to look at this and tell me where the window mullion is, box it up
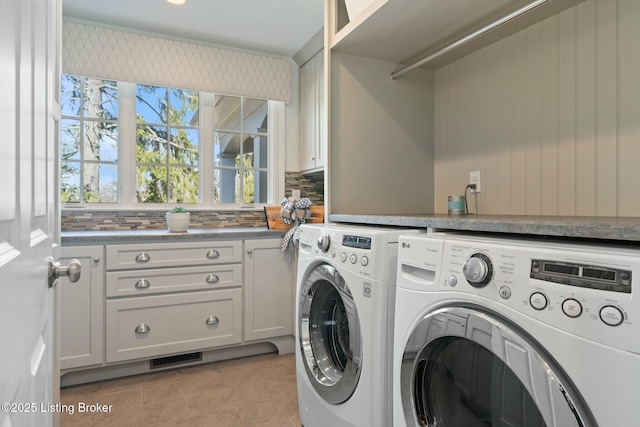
[118,81,137,207]
[200,92,214,206]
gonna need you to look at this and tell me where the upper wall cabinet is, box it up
[329,0,585,70]
[300,50,326,173]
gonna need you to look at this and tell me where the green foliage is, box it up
[136,86,199,203]
[169,206,188,213]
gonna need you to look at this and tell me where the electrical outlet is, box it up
[292,189,301,198]
[469,171,481,193]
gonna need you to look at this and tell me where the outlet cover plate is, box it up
[470,171,481,193]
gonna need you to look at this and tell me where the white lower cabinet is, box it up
[59,246,105,370]
[62,237,294,374]
[104,240,244,363]
[105,289,242,363]
[244,239,294,341]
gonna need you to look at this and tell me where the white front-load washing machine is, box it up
[295,224,422,427]
[393,233,640,427]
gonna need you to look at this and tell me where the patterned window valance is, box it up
[62,21,291,102]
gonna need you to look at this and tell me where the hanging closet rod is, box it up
[390,0,549,79]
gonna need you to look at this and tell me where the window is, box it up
[135,85,199,203]
[59,75,282,208]
[60,76,118,203]
[214,96,268,204]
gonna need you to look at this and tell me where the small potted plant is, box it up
[166,206,190,232]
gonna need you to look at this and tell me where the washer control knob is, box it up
[317,233,331,253]
[340,252,347,262]
[600,305,624,326]
[463,253,493,287]
[529,292,548,310]
[361,256,369,266]
[447,275,458,287]
[562,298,583,318]
[350,254,357,264]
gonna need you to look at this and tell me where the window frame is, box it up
[60,77,285,211]
[213,95,270,205]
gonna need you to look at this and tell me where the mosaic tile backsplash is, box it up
[61,172,325,231]
[284,171,324,204]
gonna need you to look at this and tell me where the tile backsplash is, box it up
[61,210,267,231]
[284,171,324,204]
[61,172,325,231]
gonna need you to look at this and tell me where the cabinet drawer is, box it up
[106,241,241,270]
[105,289,241,363]
[106,264,242,297]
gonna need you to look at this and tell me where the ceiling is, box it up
[62,0,324,58]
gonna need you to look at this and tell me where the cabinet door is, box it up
[244,239,294,341]
[59,246,105,370]
[300,55,318,171]
[315,50,326,169]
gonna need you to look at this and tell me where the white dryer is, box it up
[295,224,422,427]
[393,233,640,427]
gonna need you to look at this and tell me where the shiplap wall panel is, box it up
[618,0,640,216]
[525,25,542,215]
[575,0,597,216]
[541,16,559,215]
[497,38,513,215]
[485,43,500,214]
[511,31,527,215]
[434,0,639,217]
[557,7,577,215]
[595,0,618,216]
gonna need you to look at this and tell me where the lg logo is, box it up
[402,242,411,248]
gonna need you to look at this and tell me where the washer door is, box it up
[401,306,596,427]
[299,263,362,404]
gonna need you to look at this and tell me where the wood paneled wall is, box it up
[434,0,640,217]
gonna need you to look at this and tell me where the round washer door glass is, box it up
[401,306,595,427]
[299,263,362,404]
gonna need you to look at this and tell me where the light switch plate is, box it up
[292,189,301,198]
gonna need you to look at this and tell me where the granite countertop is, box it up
[61,227,286,245]
[328,214,640,243]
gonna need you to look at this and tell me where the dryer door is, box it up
[299,263,362,404]
[400,306,596,427]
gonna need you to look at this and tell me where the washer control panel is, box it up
[397,234,639,354]
[531,259,631,293]
[299,224,424,281]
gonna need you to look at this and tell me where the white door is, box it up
[0,0,62,426]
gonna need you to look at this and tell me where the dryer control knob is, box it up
[317,234,331,253]
[463,253,493,287]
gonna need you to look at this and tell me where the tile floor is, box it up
[60,352,300,427]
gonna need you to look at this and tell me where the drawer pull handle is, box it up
[206,249,220,259]
[136,252,150,263]
[135,324,150,334]
[247,249,253,255]
[206,274,219,284]
[135,279,150,289]
[205,316,219,326]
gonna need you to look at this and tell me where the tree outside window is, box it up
[136,85,199,203]
[60,76,118,203]
[60,75,274,207]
